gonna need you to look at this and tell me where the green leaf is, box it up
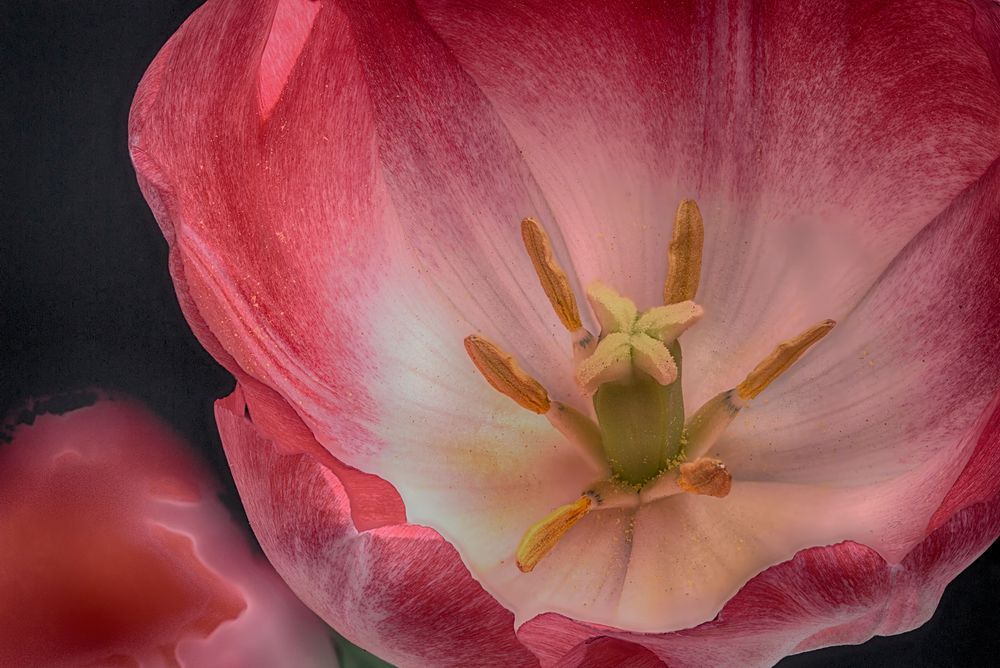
[332,630,396,668]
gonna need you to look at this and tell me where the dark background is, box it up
[1,2,997,666]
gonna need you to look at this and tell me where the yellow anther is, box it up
[521,217,583,331]
[663,199,705,304]
[736,319,836,401]
[516,496,593,572]
[677,458,732,498]
[464,335,551,414]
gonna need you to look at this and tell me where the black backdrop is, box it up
[1,2,997,666]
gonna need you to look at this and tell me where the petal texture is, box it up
[214,383,539,668]
[713,156,1000,557]
[419,0,1000,346]
[518,391,1000,666]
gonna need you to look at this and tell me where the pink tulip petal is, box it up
[553,638,666,668]
[215,383,540,668]
[497,384,989,634]
[130,0,607,629]
[356,146,1000,631]
[132,0,389,462]
[418,0,1000,344]
[523,153,1000,628]
[0,396,336,668]
[711,157,1000,548]
[518,392,1000,666]
[131,0,1000,653]
[130,0,588,476]
[257,0,320,118]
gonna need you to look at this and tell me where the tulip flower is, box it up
[130,0,1000,665]
[0,395,338,667]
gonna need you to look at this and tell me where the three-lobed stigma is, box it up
[463,200,835,573]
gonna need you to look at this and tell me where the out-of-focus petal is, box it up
[0,396,337,668]
[215,383,540,668]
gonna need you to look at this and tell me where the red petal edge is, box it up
[215,383,539,668]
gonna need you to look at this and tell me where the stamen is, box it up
[639,470,683,504]
[521,218,583,332]
[516,496,593,573]
[464,335,551,414]
[663,199,704,304]
[547,402,608,473]
[677,458,732,498]
[683,389,741,461]
[736,319,836,401]
[685,321,835,460]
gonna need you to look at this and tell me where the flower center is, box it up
[464,201,834,573]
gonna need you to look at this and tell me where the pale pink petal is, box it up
[708,157,1000,554]
[499,385,999,637]
[518,393,1000,666]
[214,383,540,668]
[422,0,1000,320]
[467,150,1000,632]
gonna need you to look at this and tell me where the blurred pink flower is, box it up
[0,396,338,668]
[130,0,1000,665]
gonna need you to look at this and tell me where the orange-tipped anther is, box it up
[516,496,593,572]
[736,320,836,401]
[464,335,551,413]
[521,217,583,331]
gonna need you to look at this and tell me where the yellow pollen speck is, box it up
[464,335,551,414]
[516,496,593,572]
[521,217,583,331]
[664,199,705,304]
[737,319,836,401]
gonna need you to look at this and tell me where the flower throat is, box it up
[464,200,834,572]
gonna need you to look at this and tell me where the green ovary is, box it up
[593,342,686,486]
